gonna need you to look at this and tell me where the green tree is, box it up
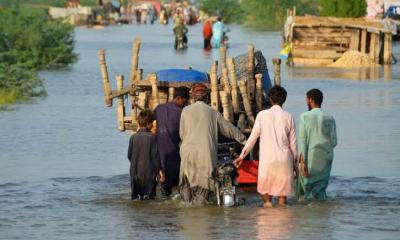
[321,0,367,17]
[0,5,77,106]
[198,0,243,23]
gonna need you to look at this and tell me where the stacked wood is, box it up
[286,13,394,66]
[97,39,275,133]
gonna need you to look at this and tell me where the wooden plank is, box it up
[349,30,360,51]
[293,57,335,66]
[361,29,367,53]
[374,33,381,64]
[370,33,377,61]
[383,33,392,64]
[292,49,343,59]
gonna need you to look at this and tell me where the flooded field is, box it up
[0,23,399,239]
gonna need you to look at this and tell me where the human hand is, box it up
[233,157,244,168]
[159,171,166,183]
[299,155,309,177]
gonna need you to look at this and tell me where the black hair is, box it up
[217,17,221,21]
[268,86,287,105]
[174,86,190,99]
[306,89,323,106]
[138,109,154,127]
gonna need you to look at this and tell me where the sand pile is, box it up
[330,51,378,67]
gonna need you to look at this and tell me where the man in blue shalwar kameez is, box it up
[155,87,190,196]
[296,89,337,201]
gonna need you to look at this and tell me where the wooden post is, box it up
[273,58,282,86]
[375,33,381,64]
[361,30,367,53]
[168,87,175,102]
[247,44,255,100]
[220,45,227,70]
[219,91,233,122]
[129,94,137,131]
[349,30,360,51]
[98,49,112,107]
[239,81,255,127]
[149,73,160,110]
[116,75,125,132]
[138,92,147,110]
[237,113,246,131]
[129,38,141,84]
[255,73,263,111]
[221,67,230,93]
[384,33,392,65]
[370,33,377,62]
[210,60,219,110]
[227,58,240,114]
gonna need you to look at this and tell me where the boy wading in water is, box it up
[127,110,165,200]
[235,86,297,207]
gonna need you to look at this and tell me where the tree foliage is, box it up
[198,0,243,23]
[320,0,367,17]
[0,5,77,105]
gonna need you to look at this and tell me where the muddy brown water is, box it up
[0,23,399,239]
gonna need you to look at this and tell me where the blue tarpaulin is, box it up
[155,69,208,83]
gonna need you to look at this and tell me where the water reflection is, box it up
[287,66,393,81]
[254,207,295,240]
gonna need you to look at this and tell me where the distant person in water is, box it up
[211,17,225,48]
[154,87,190,197]
[202,18,213,50]
[235,86,297,207]
[127,110,165,200]
[296,89,337,201]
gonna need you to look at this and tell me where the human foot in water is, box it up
[263,201,273,208]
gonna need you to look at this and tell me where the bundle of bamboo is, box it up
[98,38,281,133]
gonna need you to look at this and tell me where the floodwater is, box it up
[1,23,400,239]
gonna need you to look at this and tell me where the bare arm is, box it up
[331,118,337,148]
[217,111,247,145]
[289,116,298,166]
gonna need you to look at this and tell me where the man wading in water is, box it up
[154,87,190,197]
[296,89,337,201]
[179,84,247,204]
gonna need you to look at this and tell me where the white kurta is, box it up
[240,105,297,196]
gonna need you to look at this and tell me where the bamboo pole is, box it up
[168,87,175,102]
[239,81,255,127]
[384,33,392,65]
[273,58,282,86]
[247,44,255,100]
[210,60,219,110]
[219,91,233,122]
[227,58,240,114]
[255,73,263,111]
[149,73,160,110]
[129,38,141,84]
[98,49,113,107]
[116,75,125,132]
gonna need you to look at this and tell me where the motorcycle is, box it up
[176,35,187,50]
[213,142,240,207]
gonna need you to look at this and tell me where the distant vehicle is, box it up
[385,3,400,40]
[385,4,400,20]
